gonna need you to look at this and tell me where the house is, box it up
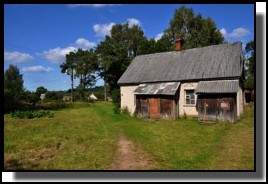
[63,95,71,102]
[117,40,244,122]
[88,93,98,100]
[40,93,46,100]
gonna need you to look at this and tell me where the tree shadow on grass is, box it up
[4,101,73,114]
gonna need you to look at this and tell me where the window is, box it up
[185,90,195,105]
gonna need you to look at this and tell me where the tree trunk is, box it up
[104,80,107,101]
[71,69,73,103]
[104,71,107,101]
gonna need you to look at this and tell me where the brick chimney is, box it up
[175,38,183,51]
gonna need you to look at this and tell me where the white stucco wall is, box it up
[178,82,198,117]
[120,85,138,115]
[237,81,244,117]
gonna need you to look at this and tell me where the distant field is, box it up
[4,102,254,170]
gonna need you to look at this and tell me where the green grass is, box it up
[4,102,254,170]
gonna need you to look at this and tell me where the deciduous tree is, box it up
[163,6,224,50]
[60,52,76,102]
[96,23,146,100]
[244,40,254,89]
[4,65,24,111]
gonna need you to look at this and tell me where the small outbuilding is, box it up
[63,95,71,102]
[40,93,46,100]
[134,82,180,119]
[88,93,98,100]
[195,80,239,122]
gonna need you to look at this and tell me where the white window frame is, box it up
[185,89,196,105]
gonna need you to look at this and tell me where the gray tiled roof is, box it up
[118,42,244,85]
[195,80,239,94]
[134,82,180,95]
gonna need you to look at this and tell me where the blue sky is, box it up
[4,4,254,92]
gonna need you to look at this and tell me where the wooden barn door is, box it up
[149,98,159,119]
[197,95,236,122]
[160,98,173,119]
[218,97,236,122]
[197,97,218,121]
[135,95,149,117]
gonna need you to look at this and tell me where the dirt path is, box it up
[110,136,155,170]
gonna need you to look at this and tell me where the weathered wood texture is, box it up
[135,95,176,119]
[149,98,159,119]
[197,94,237,122]
[135,96,149,117]
[160,98,173,118]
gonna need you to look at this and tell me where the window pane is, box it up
[185,90,195,105]
[186,99,190,104]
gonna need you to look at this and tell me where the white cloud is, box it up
[39,47,76,64]
[229,28,250,38]
[220,28,227,37]
[23,66,54,72]
[92,18,142,38]
[155,32,164,41]
[220,27,250,39]
[126,18,141,28]
[39,38,95,63]
[4,51,34,63]
[69,4,120,8]
[75,38,96,49]
[93,23,115,37]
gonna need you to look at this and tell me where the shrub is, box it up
[113,106,121,114]
[121,106,130,116]
[88,98,95,104]
[4,89,17,112]
[110,89,121,114]
[38,101,70,110]
[11,110,54,119]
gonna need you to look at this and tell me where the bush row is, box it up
[11,110,54,119]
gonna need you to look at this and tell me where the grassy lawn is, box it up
[4,102,254,170]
